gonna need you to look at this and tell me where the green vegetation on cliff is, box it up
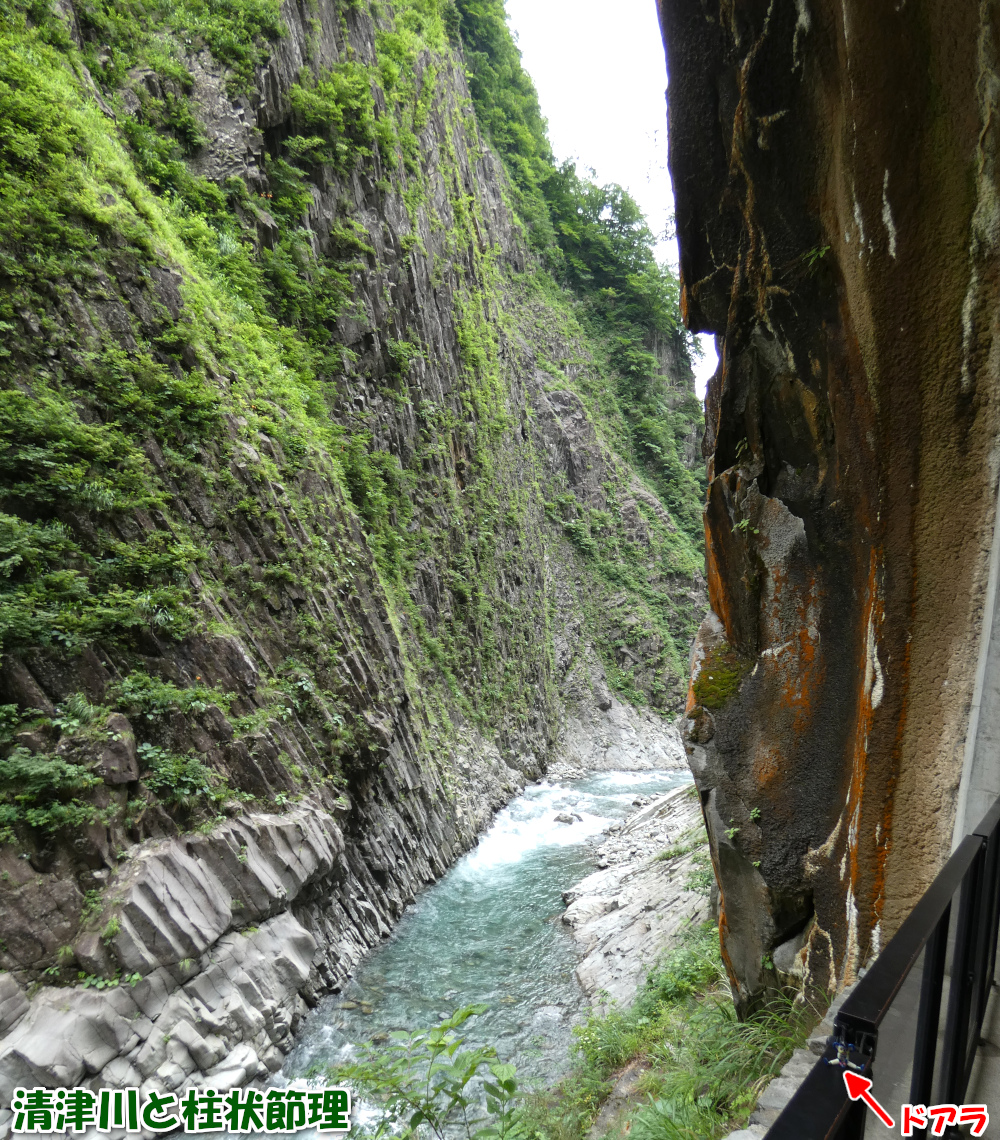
[0,0,704,870]
[452,0,705,544]
[692,643,752,710]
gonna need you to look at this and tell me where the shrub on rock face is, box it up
[137,742,232,813]
[0,746,102,840]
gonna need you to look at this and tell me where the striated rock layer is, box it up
[660,0,1000,1010]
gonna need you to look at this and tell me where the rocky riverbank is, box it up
[562,782,710,1008]
[0,719,691,1137]
[548,703,688,782]
[561,784,834,1140]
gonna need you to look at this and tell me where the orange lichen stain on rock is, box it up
[715,878,742,995]
[781,582,822,734]
[705,518,737,646]
[752,744,782,788]
[760,559,823,744]
[840,549,884,981]
[761,556,790,637]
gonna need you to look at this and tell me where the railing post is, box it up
[941,840,986,1105]
[837,1095,867,1140]
[987,828,1000,989]
[974,830,998,1032]
[971,799,1000,1020]
[910,904,950,1108]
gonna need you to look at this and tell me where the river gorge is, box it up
[3,0,1000,1135]
[278,768,692,1098]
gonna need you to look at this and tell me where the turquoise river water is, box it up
[231,767,688,1137]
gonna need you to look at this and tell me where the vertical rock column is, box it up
[659,0,1000,1011]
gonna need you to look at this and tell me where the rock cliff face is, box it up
[660,0,1000,1010]
[0,0,704,1105]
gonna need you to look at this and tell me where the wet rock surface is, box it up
[660,0,1000,1010]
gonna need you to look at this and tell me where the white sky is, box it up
[503,0,718,397]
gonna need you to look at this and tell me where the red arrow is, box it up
[843,1071,895,1129]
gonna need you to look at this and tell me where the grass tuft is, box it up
[519,922,811,1140]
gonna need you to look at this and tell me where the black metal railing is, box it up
[765,793,1000,1139]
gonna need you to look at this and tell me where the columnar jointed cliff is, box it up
[661,0,1000,1011]
[0,0,704,1103]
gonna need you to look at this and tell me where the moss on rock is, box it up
[692,645,750,710]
